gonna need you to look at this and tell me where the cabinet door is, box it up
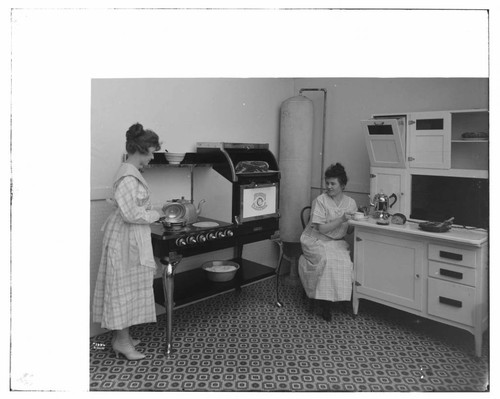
[370,167,407,215]
[408,111,451,169]
[354,231,424,311]
[361,118,407,168]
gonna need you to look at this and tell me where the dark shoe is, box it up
[321,308,332,322]
[339,300,353,316]
[320,300,333,322]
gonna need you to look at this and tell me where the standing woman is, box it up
[93,123,162,360]
[298,163,357,321]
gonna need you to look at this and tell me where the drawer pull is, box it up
[439,296,462,308]
[439,268,463,280]
[439,250,463,261]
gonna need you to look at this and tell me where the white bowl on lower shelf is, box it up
[202,261,240,282]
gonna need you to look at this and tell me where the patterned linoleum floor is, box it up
[89,278,489,392]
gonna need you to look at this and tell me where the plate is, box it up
[462,138,488,141]
[192,221,219,228]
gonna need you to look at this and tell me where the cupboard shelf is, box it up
[451,140,488,143]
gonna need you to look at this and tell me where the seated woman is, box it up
[298,163,357,321]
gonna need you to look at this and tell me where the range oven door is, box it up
[361,117,407,168]
[236,182,279,224]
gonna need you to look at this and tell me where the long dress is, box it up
[92,163,160,330]
[298,193,357,302]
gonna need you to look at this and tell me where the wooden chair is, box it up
[300,206,311,229]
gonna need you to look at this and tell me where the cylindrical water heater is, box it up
[278,95,314,243]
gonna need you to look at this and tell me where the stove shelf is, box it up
[153,257,276,308]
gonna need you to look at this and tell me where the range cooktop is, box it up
[150,217,234,242]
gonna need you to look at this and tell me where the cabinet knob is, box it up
[408,156,415,161]
[415,274,420,279]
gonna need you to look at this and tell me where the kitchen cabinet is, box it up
[407,111,451,169]
[450,110,489,171]
[361,117,406,169]
[351,219,488,357]
[362,109,488,173]
[369,167,407,215]
[354,230,424,310]
[362,109,489,220]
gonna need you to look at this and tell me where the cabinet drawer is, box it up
[428,278,476,326]
[428,244,476,268]
[428,261,476,287]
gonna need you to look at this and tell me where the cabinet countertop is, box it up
[349,218,488,247]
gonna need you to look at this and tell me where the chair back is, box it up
[300,206,312,229]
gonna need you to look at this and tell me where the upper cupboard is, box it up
[361,109,488,177]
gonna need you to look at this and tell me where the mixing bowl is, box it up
[164,152,186,165]
[202,260,240,282]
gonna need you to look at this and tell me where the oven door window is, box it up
[240,183,279,222]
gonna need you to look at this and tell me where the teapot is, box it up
[369,190,398,219]
[162,197,206,224]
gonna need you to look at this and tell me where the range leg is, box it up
[161,255,181,356]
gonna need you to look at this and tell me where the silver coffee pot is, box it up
[369,191,398,219]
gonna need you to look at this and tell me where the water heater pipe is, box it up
[299,88,327,190]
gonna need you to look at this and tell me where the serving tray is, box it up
[418,221,451,233]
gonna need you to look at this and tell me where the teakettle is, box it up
[162,197,206,224]
[369,191,398,219]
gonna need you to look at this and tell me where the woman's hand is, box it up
[343,212,354,221]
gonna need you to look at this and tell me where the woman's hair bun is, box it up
[126,123,144,141]
[125,122,161,155]
[332,163,345,174]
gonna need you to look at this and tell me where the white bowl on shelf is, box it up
[164,152,186,165]
[202,260,240,282]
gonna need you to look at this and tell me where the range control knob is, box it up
[207,232,217,241]
[225,229,234,237]
[187,236,197,245]
[197,234,207,243]
[176,238,187,247]
[217,230,226,238]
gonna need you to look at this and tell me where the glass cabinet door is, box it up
[408,111,451,169]
[361,118,406,168]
